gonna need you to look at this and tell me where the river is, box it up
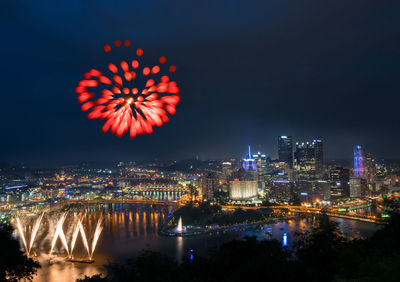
[31,203,381,282]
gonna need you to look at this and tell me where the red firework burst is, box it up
[76,40,180,138]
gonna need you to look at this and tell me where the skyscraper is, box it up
[294,140,324,181]
[294,142,316,180]
[313,139,324,178]
[278,136,293,168]
[353,145,364,178]
[252,152,267,190]
[329,166,350,199]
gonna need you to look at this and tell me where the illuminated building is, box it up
[313,180,330,201]
[229,180,258,200]
[294,180,330,203]
[221,162,233,180]
[353,145,364,178]
[313,139,324,178]
[270,180,292,202]
[294,142,316,180]
[278,136,293,168]
[242,146,257,171]
[199,173,218,201]
[252,152,267,191]
[294,140,324,181]
[350,177,362,198]
[365,152,377,192]
[329,166,350,199]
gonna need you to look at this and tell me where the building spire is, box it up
[248,145,251,158]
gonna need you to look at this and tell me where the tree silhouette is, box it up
[0,223,40,282]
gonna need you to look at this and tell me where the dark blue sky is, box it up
[2,1,400,166]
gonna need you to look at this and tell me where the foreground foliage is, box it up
[0,223,40,282]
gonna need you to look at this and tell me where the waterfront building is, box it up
[229,180,258,200]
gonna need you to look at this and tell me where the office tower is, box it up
[294,142,316,180]
[329,166,350,199]
[199,173,218,201]
[353,145,364,178]
[252,152,267,190]
[313,180,331,201]
[294,140,324,181]
[365,152,377,191]
[221,161,233,180]
[242,145,257,171]
[229,180,258,200]
[313,139,324,178]
[278,136,293,168]
[349,177,362,198]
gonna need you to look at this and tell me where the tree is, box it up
[0,223,40,282]
[294,213,346,282]
[106,250,179,282]
[213,190,229,205]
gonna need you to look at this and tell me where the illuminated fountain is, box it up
[174,217,186,233]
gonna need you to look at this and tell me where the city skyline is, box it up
[2,2,400,282]
[2,1,400,166]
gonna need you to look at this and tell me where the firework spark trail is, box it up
[78,220,91,258]
[70,218,82,257]
[59,225,70,256]
[16,218,28,255]
[50,213,69,256]
[28,212,44,254]
[90,219,103,259]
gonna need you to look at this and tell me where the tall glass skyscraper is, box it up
[294,142,316,180]
[313,139,324,178]
[252,152,267,190]
[278,136,293,168]
[294,139,324,180]
[353,145,364,178]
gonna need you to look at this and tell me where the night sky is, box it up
[2,1,400,166]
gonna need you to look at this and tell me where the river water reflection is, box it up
[33,203,381,282]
